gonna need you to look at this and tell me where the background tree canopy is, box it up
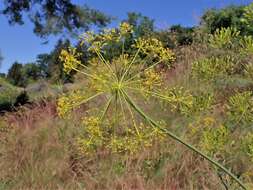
[201,5,253,35]
[36,39,72,82]
[1,0,112,38]
[7,62,24,86]
[2,1,253,86]
[124,12,155,38]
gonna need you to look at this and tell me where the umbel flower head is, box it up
[58,22,177,121]
[57,22,177,152]
[57,22,247,189]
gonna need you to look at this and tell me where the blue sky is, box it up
[0,0,251,73]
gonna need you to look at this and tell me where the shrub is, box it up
[242,133,253,163]
[192,56,235,81]
[7,62,27,87]
[241,3,253,31]
[209,27,240,49]
[14,91,29,107]
[244,62,253,79]
[226,91,253,127]
[200,125,229,156]
[201,5,249,35]
[170,24,194,46]
[0,78,20,111]
[191,92,214,113]
[239,35,253,55]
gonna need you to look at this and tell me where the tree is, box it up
[7,62,25,87]
[36,53,52,78]
[201,5,253,35]
[36,39,72,82]
[124,12,154,38]
[1,0,111,38]
[75,41,89,64]
[154,30,175,49]
[36,38,90,83]
[154,25,195,49]
[23,63,43,80]
[170,25,194,46]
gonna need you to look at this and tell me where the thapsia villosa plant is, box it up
[57,22,247,189]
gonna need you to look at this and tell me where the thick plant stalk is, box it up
[121,89,247,190]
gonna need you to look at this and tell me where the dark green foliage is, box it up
[155,25,194,49]
[75,41,89,64]
[36,53,52,78]
[1,0,111,37]
[0,91,29,112]
[170,25,194,46]
[46,39,71,81]
[36,40,85,82]
[7,62,25,87]
[14,91,29,106]
[38,40,69,81]
[155,30,176,49]
[201,5,253,35]
[0,78,29,112]
[7,62,44,87]
[0,73,6,78]
[118,12,155,58]
[36,39,77,83]
[23,63,43,81]
[0,78,19,112]
[124,12,155,38]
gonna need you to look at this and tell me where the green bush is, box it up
[0,79,18,108]
[209,27,240,49]
[226,91,253,127]
[201,5,251,35]
[0,78,23,111]
[192,56,235,81]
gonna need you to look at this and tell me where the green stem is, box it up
[125,59,162,83]
[75,92,104,108]
[72,67,104,83]
[100,95,113,121]
[94,48,118,80]
[120,47,141,82]
[120,90,140,136]
[121,89,247,190]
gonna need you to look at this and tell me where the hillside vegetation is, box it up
[1,3,253,190]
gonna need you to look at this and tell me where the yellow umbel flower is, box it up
[57,90,84,118]
[55,23,248,189]
[200,125,229,155]
[135,37,175,64]
[57,23,177,155]
[77,116,104,155]
[142,69,161,90]
[119,22,133,36]
[59,47,81,74]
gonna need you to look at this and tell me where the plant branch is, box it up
[121,89,247,190]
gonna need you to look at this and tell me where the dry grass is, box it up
[0,101,225,190]
[1,43,252,189]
